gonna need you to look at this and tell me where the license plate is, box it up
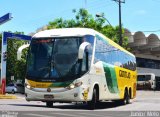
[44,95,54,99]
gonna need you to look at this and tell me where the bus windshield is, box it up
[26,36,93,82]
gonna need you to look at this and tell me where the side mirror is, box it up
[78,42,90,59]
[17,44,30,60]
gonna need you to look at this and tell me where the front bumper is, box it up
[25,86,90,102]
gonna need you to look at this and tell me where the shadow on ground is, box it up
[9,101,127,110]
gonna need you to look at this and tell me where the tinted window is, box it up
[26,35,94,82]
[94,35,136,71]
[17,84,24,87]
[138,75,151,81]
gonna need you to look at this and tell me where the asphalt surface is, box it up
[0,91,160,117]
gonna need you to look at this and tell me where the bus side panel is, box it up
[92,62,120,100]
[115,66,137,99]
[103,63,119,94]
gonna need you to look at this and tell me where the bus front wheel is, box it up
[46,101,53,108]
[88,88,97,110]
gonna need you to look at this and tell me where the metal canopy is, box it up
[0,32,32,94]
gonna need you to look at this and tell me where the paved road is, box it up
[0,111,134,117]
[0,91,160,117]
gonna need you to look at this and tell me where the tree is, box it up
[47,8,128,48]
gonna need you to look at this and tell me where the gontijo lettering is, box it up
[119,70,131,78]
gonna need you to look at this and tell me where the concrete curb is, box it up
[0,94,17,99]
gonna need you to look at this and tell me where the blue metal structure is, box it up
[0,32,32,94]
[0,13,12,25]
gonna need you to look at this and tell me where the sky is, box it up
[0,0,160,35]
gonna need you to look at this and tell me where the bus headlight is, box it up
[66,82,83,90]
[25,83,32,89]
[70,84,75,89]
[26,85,31,89]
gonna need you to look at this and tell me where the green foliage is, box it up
[47,8,129,49]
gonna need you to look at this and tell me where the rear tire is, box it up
[46,101,53,108]
[123,90,130,105]
[88,88,97,110]
[114,90,130,105]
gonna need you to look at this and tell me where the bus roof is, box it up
[33,28,135,57]
[33,28,96,38]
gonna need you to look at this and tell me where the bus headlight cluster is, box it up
[69,84,75,89]
[66,82,83,90]
[26,85,31,89]
[25,83,32,89]
[75,82,83,87]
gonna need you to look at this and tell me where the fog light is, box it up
[74,93,78,97]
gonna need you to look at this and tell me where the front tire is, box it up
[46,101,53,108]
[88,88,97,110]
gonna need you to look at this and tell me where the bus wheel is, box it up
[88,88,97,110]
[123,90,130,105]
[115,90,130,105]
[46,101,53,108]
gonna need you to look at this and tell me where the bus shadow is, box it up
[8,104,46,108]
[8,101,126,110]
[52,101,126,110]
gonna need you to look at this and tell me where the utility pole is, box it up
[112,0,125,46]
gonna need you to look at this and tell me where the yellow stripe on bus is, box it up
[27,80,52,88]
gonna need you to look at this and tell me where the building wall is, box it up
[137,67,160,76]
[135,53,160,60]
[135,54,160,77]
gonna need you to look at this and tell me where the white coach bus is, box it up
[24,28,137,109]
